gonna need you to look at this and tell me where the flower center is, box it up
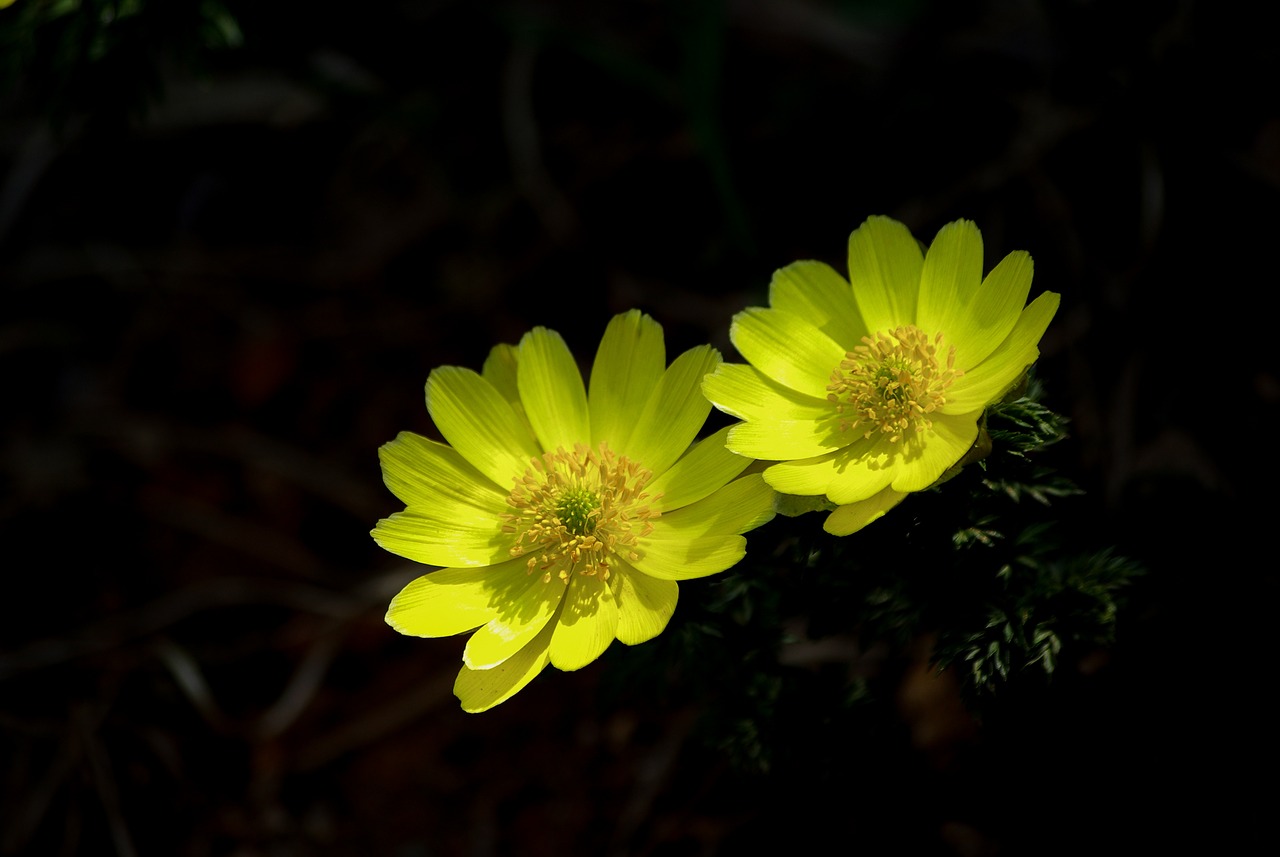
[826,324,961,443]
[502,442,659,584]
[556,487,600,536]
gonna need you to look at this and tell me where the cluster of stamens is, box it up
[502,442,659,584]
[826,324,960,443]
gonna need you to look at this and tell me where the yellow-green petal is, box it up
[378,430,507,509]
[385,558,534,637]
[730,307,846,401]
[888,411,981,493]
[463,576,565,670]
[703,363,843,460]
[702,362,830,421]
[455,619,554,713]
[549,572,618,671]
[648,473,775,538]
[761,450,842,497]
[647,425,753,512]
[760,432,884,498]
[915,219,985,336]
[482,343,539,446]
[372,507,511,568]
[847,215,924,333]
[943,291,1060,413]
[935,250,1033,370]
[767,260,863,348]
[629,534,747,580]
[481,343,521,407]
[427,366,541,488]
[517,326,589,452]
[823,436,900,504]
[589,310,666,451]
[614,564,678,646]
[622,345,720,477]
[823,488,908,536]
[725,413,847,461]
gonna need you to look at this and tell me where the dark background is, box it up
[2,1,1275,855]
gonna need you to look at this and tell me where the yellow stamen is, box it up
[501,442,660,584]
[826,325,961,443]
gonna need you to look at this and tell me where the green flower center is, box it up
[556,487,600,536]
[827,324,961,443]
[503,442,659,584]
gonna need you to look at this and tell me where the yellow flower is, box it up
[702,215,1060,535]
[374,310,776,712]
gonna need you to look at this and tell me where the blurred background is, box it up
[1,0,1276,855]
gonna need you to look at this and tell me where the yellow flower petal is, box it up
[760,434,884,499]
[726,414,847,461]
[588,310,666,451]
[377,430,507,509]
[822,436,900,504]
[427,366,541,488]
[915,219,985,336]
[622,345,720,477]
[768,260,863,348]
[517,326,590,452]
[647,425,753,511]
[549,573,618,671]
[936,250,1034,370]
[482,343,539,444]
[372,507,510,567]
[823,488,909,535]
[943,290,1060,414]
[385,558,534,637]
[702,362,830,421]
[629,534,747,580]
[614,564,679,646]
[730,307,846,401]
[648,473,776,538]
[463,578,565,670]
[703,364,843,459]
[888,411,981,493]
[847,215,923,333]
[481,343,521,407]
[455,620,555,713]
[761,450,842,497]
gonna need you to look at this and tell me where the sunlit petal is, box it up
[455,620,555,713]
[614,563,679,646]
[630,534,748,580]
[944,291,1060,413]
[768,260,863,348]
[823,488,909,536]
[730,307,846,400]
[518,326,590,452]
[589,309,666,451]
[426,366,540,488]
[847,215,924,333]
[385,558,533,638]
[647,426,754,512]
[549,572,619,671]
[621,345,720,476]
[648,473,775,538]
